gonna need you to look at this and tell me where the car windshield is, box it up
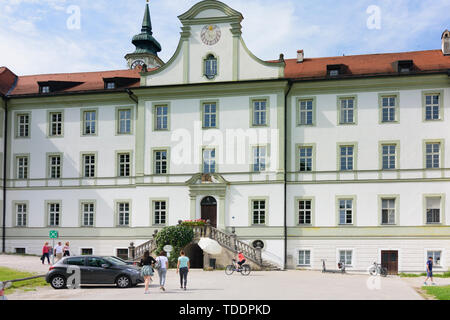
[104,256,128,266]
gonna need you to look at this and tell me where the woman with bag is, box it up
[139,250,156,294]
[155,251,169,292]
[41,242,50,265]
[63,242,70,257]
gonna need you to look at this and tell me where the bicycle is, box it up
[369,262,388,277]
[225,259,251,276]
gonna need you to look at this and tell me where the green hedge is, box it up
[155,225,194,267]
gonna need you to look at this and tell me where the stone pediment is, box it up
[178,0,243,25]
[186,173,229,186]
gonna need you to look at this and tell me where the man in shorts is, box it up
[424,257,436,286]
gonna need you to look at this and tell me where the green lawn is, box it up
[423,285,450,300]
[400,272,450,278]
[0,266,48,294]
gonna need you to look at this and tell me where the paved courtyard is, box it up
[1,254,447,300]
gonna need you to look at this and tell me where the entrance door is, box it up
[201,196,217,228]
[381,251,398,275]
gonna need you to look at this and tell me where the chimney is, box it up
[442,30,450,55]
[297,50,304,63]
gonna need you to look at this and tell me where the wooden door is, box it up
[201,196,217,228]
[381,251,398,275]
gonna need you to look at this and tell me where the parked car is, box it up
[46,256,144,289]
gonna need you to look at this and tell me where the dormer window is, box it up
[327,64,347,77]
[204,54,217,80]
[329,70,339,77]
[106,82,116,89]
[394,60,414,73]
[41,86,50,93]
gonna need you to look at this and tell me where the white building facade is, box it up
[1,0,449,273]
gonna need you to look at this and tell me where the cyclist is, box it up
[236,251,246,271]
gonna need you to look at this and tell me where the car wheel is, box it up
[116,275,131,288]
[50,275,67,290]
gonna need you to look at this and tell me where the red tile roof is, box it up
[284,49,450,79]
[0,67,17,96]
[9,68,141,96]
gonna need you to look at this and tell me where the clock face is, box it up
[201,25,221,46]
[131,60,145,69]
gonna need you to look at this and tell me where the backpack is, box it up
[154,258,161,270]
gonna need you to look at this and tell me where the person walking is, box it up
[41,242,51,265]
[155,251,169,292]
[424,256,436,286]
[177,250,190,291]
[54,242,64,262]
[139,251,156,294]
[63,242,71,257]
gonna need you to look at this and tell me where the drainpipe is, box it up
[283,80,293,270]
[126,89,138,104]
[2,95,8,253]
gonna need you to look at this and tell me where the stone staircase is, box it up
[129,223,282,271]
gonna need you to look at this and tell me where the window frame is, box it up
[116,151,133,178]
[295,197,315,226]
[115,200,132,227]
[337,143,358,172]
[297,144,316,173]
[338,249,354,267]
[115,106,134,135]
[422,90,444,122]
[81,152,97,179]
[14,153,30,180]
[423,194,445,225]
[46,153,63,179]
[12,201,29,228]
[337,95,358,125]
[423,139,444,170]
[249,197,269,226]
[15,112,31,139]
[151,199,169,226]
[251,145,269,173]
[297,97,316,127]
[202,147,217,174]
[152,148,169,175]
[378,195,400,226]
[203,53,219,81]
[81,109,98,136]
[45,200,62,227]
[336,196,357,226]
[79,200,96,228]
[200,100,219,129]
[250,97,270,127]
[298,250,312,267]
[379,141,400,171]
[426,250,443,268]
[378,93,400,124]
[47,110,64,138]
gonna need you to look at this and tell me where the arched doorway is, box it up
[183,243,204,269]
[201,196,217,228]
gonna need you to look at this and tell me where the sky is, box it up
[0,0,449,75]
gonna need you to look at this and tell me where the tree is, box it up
[154,225,194,267]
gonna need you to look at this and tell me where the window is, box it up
[298,250,311,266]
[83,154,96,178]
[427,251,442,267]
[67,257,86,265]
[82,202,95,227]
[155,105,168,130]
[15,248,26,254]
[16,203,27,227]
[87,257,107,267]
[41,86,50,93]
[425,94,440,121]
[203,103,217,128]
[154,150,168,175]
[83,111,97,135]
[299,99,314,125]
[80,249,93,256]
[153,201,167,225]
[116,249,129,260]
[203,149,216,174]
[381,96,397,123]
[426,197,441,224]
[17,114,30,138]
[106,82,116,89]
[118,153,131,177]
[339,199,353,225]
[252,200,266,225]
[340,146,354,171]
[118,109,131,134]
[299,147,313,172]
[425,143,441,169]
[298,200,312,225]
[339,98,355,124]
[253,100,267,126]
[117,202,130,226]
[48,155,62,179]
[48,203,61,227]
[381,198,396,225]
[382,145,397,170]
[16,156,29,179]
[204,54,217,79]
[339,250,353,266]
[253,146,266,172]
[49,112,63,136]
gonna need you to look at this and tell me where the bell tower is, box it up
[125,0,164,69]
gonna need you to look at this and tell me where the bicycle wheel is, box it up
[225,265,235,275]
[381,267,388,277]
[241,265,251,276]
[369,266,377,276]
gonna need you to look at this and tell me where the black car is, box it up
[46,256,144,289]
